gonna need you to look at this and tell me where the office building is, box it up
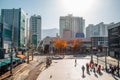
[30,15,41,48]
[1,8,27,49]
[108,22,120,58]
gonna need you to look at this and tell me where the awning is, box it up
[0,61,6,67]
[0,57,20,67]
[17,55,26,59]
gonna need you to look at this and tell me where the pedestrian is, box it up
[89,63,92,72]
[93,64,95,73]
[114,65,117,72]
[98,65,101,74]
[109,64,112,73]
[102,66,104,71]
[93,67,95,73]
[82,65,85,77]
[86,63,89,73]
[75,58,77,67]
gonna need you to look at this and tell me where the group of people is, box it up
[74,58,120,77]
[86,62,103,74]
[74,59,103,75]
[108,64,119,75]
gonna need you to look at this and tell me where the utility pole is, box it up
[105,47,107,72]
[27,50,29,64]
[32,49,34,61]
[10,8,14,76]
[118,35,120,77]
[90,37,93,63]
[118,52,119,77]
[97,55,98,64]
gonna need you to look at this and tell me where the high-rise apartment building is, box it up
[59,14,85,40]
[25,18,29,46]
[30,15,41,48]
[86,22,111,38]
[1,8,27,49]
[86,24,94,38]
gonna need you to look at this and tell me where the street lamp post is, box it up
[27,50,29,64]
[10,8,15,76]
[118,34,120,77]
[97,55,98,64]
[118,53,119,77]
[90,37,93,63]
[105,47,108,72]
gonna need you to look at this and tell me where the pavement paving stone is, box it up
[37,59,120,80]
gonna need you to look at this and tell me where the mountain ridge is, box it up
[41,28,59,39]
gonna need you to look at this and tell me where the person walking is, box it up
[98,65,101,74]
[86,63,89,73]
[75,58,77,67]
[82,65,85,77]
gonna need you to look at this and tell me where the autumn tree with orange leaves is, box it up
[70,39,82,53]
[53,38,67,55]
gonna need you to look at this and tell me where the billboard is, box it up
[76,33,84,38]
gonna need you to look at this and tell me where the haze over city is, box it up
[0,0,120,29]
[1,0,120,80]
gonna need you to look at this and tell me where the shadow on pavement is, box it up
[94,73,98,78]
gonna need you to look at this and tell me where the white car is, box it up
[52,55,63,59]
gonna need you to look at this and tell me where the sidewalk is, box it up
[0,55,46,80]
[107,56,118,61]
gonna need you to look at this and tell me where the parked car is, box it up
[52,55,63,60]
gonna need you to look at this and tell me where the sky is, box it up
[0,0,120,29]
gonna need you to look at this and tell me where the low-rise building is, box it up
[91,36,108,53]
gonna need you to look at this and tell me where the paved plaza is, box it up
[37,58,119,80]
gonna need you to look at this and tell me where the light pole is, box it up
[118,52,119,77]
[97,54,98,64]
[118,35,120,77]
[90,37,93,63]
[27,50,29,64]
[105,47,108,72]
[10,8,15,76]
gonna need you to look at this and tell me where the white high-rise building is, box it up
[86,22,110,38]
[86,24,94,38]
[59,14,85,40]
[25,18,29,46]
[30,15,41,47]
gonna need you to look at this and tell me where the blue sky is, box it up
[0,0,120,29]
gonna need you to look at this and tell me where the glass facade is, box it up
[92,37,108,47]
[32,35,37,47]
[30,15,41,48]
[0,22,12,49]
[1,8,26,49]
[108,26,120,51]
[0,23,2,48]
[3,23,12,41]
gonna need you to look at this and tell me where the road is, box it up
[37,58,118,80]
